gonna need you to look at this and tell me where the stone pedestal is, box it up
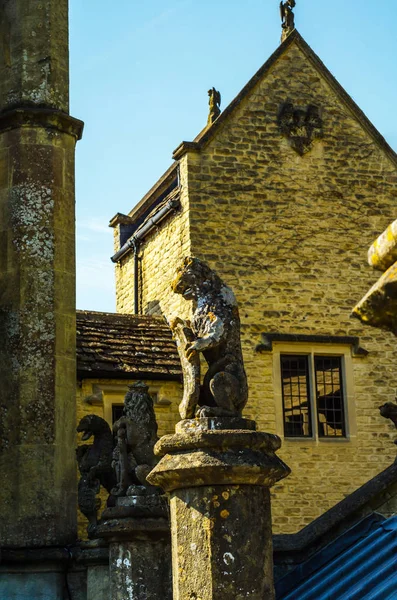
[147,418,290,600]
[96,495,172,600]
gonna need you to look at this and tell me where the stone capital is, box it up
[96,516,169,544]
[96,495,169,543]
[0,107,84,139]
[147,418,290,492]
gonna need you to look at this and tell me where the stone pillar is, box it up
[147,418,290,600]
[0,0,83,547]
[96,496,172,600]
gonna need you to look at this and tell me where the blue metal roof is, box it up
[276,514,397,600]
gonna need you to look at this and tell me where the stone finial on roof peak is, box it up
[207,87,221,125]
[280,0,296,42]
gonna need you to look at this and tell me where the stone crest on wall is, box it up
[278,102,323,155]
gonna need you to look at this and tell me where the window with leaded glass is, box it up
[112,404,124,424]
[281,354,346,439]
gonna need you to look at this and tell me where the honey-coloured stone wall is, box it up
[113,34,397,533]
[114,155,191,321]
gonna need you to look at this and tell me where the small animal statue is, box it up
[170,256,248,419]
[380,402,397,437]
[112,381,159,497]
[280,0,296,39]
[207,87,221,125]
[76,414,116,535]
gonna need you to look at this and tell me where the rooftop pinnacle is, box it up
[280,0,296,42]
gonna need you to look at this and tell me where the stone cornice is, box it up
[109,213,136,228]
[255,332,368,357]
[172,141,200,160]
[0,107,84,139]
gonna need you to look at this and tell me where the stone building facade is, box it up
[108,31,397,534]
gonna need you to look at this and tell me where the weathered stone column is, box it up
[96,496,172,600]
[148,417,290,600]
[0,0,83,547]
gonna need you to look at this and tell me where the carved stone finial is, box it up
[280,0,296,42]
[111,381,159,497]
[207,87,221,125]
[170,256,248,420]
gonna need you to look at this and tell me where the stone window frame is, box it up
[272,342,358,443]
[85,381,171,428]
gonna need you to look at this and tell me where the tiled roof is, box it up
[76,310,181,380]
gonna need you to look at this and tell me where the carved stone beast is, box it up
[171,256,248,419]
[112,381,159,497]
[76,414,116,535]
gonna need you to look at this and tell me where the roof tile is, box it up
[76,310,182,381]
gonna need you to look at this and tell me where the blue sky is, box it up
[70,1,397,312]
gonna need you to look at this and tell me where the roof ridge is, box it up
[76,309,166,321]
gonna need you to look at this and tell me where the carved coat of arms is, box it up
[278,102,323,155]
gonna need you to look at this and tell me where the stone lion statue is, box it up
[112,381,159,496]
[170,256,248,419]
